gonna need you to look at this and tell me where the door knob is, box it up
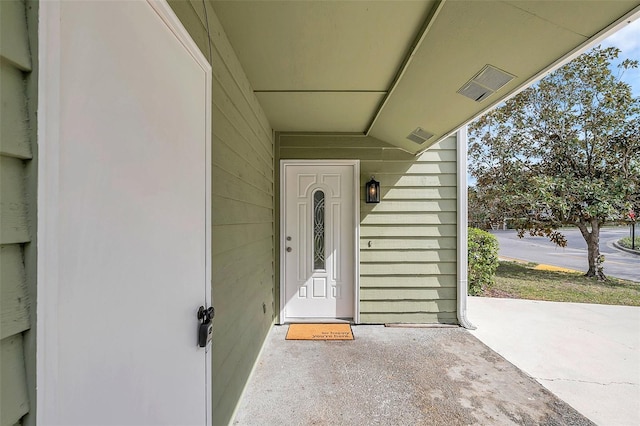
[286,247,292,252]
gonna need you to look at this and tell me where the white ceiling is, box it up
[212,0,640,153]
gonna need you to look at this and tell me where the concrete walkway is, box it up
[468,297,640,426]
[233,326,592,425]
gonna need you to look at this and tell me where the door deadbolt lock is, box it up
[197,306,214,348]
[286,236,292,241]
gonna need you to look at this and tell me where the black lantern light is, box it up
[365,176,380,203]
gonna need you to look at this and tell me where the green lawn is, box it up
[484,261,640,306]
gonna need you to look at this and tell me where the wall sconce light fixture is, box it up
[365,176,380,203]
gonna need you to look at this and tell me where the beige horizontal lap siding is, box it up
[1,1,36,425]
[279,134,458,324]
[169,2,274,425]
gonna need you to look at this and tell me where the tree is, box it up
[469,46,640,280]
[468,186,509,229]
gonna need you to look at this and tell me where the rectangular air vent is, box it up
[474,65,515,91]
[458,65,515,102]
[458,81,493,102]
[406,127,434,145]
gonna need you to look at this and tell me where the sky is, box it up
[600,17,640,96]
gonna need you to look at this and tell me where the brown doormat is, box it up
[285,323,354,340]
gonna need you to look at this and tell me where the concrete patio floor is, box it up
[232,325,593,425]
[468,297,640,426]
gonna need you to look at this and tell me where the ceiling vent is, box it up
[406,127,434,145]
[458,65,515,102]
[458,81,493,102]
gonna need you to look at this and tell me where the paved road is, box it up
[491,228,639,282]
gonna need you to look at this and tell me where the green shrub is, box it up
[468,227,499,295]
[618,236,640,251]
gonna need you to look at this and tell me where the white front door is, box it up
[281,161,359,323]
[38,2,211,425]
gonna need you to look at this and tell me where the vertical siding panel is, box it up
[0,245,30,340]
[0,61,32,159]
[0,1,35,425]
[0,157,30,244]
[21,2,39,425]
[169,2,275,425]
[0,335,29,426]
[0,0,32,70]
[280,135,458,325]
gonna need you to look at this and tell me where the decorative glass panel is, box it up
[313,190,325,270]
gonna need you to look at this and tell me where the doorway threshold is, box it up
[283,317,353,324]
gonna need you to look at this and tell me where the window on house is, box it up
[313,190,325,270]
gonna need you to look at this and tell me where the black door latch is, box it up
[197,306,214,348]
